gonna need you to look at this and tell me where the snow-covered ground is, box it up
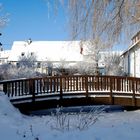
[0,91,140,140]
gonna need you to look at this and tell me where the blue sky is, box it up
[0,0,130,51]
[0,0,68,50]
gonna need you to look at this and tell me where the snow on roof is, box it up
[121,40,140,56]
[8,41,83,62]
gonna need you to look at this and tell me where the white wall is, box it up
[129,51,135,76]
[0,50,11,65]
[128,46,140,77]
[135,48,140,77]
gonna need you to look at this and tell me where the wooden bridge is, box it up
[0,75,140,113]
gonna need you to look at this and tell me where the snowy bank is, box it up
[0,91,140,140]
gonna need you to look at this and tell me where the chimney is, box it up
[80,46,83,54]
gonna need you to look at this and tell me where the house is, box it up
[0,47,11,65]
[8,40,84,75]
[121,31,140,77]
[7,40,122,76]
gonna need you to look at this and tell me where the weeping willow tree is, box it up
[46,0,140,45]
[67,0,140,42]
[45,0,140,75]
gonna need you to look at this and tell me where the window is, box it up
[16,62,20,68]
[37,62,41,68]
[21,52,25,56]
[31,52,34,56]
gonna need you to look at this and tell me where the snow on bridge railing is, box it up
[0,75,140,105]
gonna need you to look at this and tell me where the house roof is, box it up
[121,39,140,56]
[8,41,83,62]
[121,30,140,56]
[131,30,140,40]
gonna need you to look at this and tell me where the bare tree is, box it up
[18,53,37,69]
[76,61,95,75]
[83,38,109,74]
[46,0,140,46]
[41,60,53,75]
[104,52,123,76]
[16,53,38,78]
[67,0,140,43]
[0,4,9,28]
[0,54,42,80]
[75,38,109,75]
[0,63,14,80]
[54,59,68,75]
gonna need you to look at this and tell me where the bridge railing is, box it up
[0,75,140,103]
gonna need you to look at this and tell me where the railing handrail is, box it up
[0,75,140,84]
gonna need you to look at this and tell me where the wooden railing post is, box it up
[85,75,88,98]
[3,83,7,95]
[110,77,113,104]
[29,79,35,102]
[60,77,63,98]
[132,79,136,106]
[117,78,121,91]
[59,77,63,106]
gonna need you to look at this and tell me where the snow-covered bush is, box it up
[104,53,123,76]
[0,54,44,80]
[76,61,97,75]
[0,63,16,80]
[49,106,105,132]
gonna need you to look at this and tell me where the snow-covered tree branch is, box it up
[46,0,140,47]
[104,52,123,76]
[0,3,9,28]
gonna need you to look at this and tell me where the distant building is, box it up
[8,41,83,75]
[0,48,11,65]
[121,31,140,77]
[7,40,122,76]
